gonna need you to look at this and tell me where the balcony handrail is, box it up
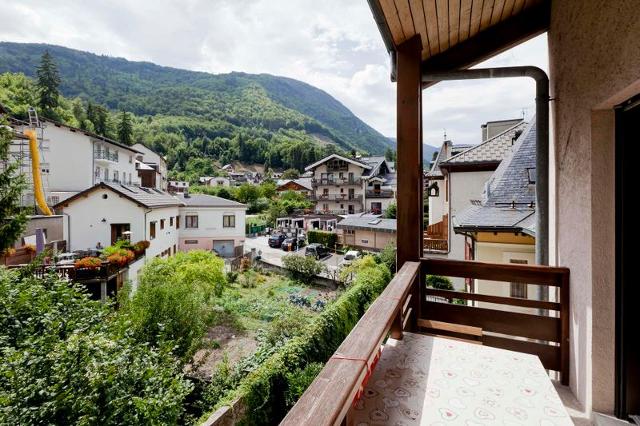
[420,257,570,384]
[281,261,420,426]
[284,257,570,425]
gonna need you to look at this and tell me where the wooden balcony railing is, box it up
[425,214,448,238]
[281,261,421,426]
[423,237,448,252]
[283,257,570,426]
[420,258,570,382]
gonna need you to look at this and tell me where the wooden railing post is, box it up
[396,35,423,269]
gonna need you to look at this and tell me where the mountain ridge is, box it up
[0,42,394,155]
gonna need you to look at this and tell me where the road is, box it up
[244,236,344,272]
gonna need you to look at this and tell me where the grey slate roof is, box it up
[453,117,537,235]
[426,141,474,177]
[441,120,527,165]
[337,217,397,232]
[101,182,181,208]
[177,193,247,208]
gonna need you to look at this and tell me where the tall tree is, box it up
[116,110,133,145]
[0,122,27,252]
[385,147,396,162]
[35,50,61,117]
[92,104,110,136]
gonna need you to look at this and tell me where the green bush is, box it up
[425,275,454,290]
[284,363,324,406]
[200,257,392,424]
[378,241,397,272]
[307,230,337,248]
[119,250,227,357]
[0,268,191,425]
[282,254,325,282]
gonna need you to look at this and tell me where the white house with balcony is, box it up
[9,118,141,206]
[174,193,247,257]
[53,182,181,258]
[304,154,396,215]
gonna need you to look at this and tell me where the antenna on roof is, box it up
[443,128,447,141]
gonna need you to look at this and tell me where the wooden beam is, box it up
[421,0,550,74]
[396,35,423,269]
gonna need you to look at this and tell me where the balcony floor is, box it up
[348,333,573,425]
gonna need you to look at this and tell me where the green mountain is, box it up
[0,42,393,156]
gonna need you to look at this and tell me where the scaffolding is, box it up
[6,109,50,212]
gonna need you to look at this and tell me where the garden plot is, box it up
[186,271,338,380]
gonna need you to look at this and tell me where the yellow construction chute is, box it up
[24,129,53,216]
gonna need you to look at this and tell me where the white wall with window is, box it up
[177,206,246,256]
[473,243,537,314]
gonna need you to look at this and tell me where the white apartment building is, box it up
[9,118,141,206]
[174,193,247,257]
[54,182,180,258]
[304,154,396,215]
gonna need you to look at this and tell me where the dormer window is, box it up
[427,182,440,197]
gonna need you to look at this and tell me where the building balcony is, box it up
[312,177,362,186]
[424,215,449,253]
[94,150,118,163]
[365,189,394,198]
[310,194,363,202]
[283,258,572,425]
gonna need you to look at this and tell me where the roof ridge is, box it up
[442,120,526,164]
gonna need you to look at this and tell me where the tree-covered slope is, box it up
[0,42,393,154]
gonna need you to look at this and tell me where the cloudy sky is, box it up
[1,0,547,146]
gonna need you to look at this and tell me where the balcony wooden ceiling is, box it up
[372,0,550,72]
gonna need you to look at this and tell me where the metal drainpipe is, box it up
[422,66,550,267]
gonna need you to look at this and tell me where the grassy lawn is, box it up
[187,271,337,379]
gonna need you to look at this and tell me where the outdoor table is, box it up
[349,333,572,425]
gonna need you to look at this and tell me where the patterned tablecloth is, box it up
[348,333,572,425]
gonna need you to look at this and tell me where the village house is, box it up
[174,193,247,257]
[199,176,231,187]
[425,119,527,289]
[305,154,396,215]
[167,180,189,193]
[53,182,181,259]
[275,177,312,196]
[336,216,396,251]
[454,119,538,311]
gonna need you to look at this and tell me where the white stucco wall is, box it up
[178,206,246,252]
[447,170,493,289]
[61,188,178,257]
[427,181,445,225]
[549,0,640,413]
[474,242,536,314]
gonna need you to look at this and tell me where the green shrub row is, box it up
[201,258,392,425]
[307,230,337,248]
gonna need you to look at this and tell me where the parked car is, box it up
[339,250,361,268]
[268,233,286,248]
[281,238,299,251]
[305,243,329,260]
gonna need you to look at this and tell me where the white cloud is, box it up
[0,0,547,143]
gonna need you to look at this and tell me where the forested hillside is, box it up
[0,42,394,173]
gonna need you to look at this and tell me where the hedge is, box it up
[307,230,337,248]
[200,259,392,425]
